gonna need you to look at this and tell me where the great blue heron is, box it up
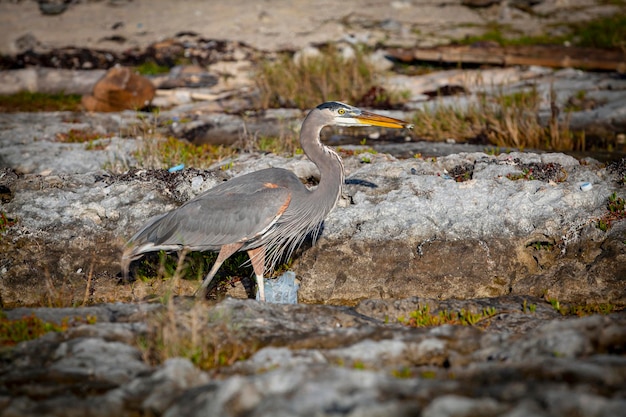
[122,101,411,301]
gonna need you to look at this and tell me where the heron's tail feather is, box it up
[120,242,149,282]
[120,212,170,281]
[120,249,133,282]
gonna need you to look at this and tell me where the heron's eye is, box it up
[337,108,345,115]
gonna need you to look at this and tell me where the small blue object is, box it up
[168,163,185,173]
[257,271,299,304]
[580,182,593,192]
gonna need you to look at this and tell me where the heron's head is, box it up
[316,101,413,129]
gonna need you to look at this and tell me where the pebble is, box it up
[190,175,204,188]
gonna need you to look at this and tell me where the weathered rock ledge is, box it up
[1,2,625,415]
[0,108,625,307]
[1,298,625,416]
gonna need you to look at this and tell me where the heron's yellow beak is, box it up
[356,110,413,129]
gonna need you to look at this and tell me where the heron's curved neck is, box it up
[300,111,344,209]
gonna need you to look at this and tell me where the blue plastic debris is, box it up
[580,182,593,192]
[256,271,299,304]
[168,163,185,173]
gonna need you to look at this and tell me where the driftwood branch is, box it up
[387,45,626,73]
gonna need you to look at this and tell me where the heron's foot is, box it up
[194,284,209,299]
[254,273,266,302]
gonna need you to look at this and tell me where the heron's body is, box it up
[122,102,411,301]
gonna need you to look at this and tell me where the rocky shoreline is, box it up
[1,111,624,307]
[2,297,625,416]
[1,106,624,415]
[1,1,626,416]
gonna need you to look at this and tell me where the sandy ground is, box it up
[0,0,485,54]
[1,0,620,56]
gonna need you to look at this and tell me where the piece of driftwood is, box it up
[387,44,626,73]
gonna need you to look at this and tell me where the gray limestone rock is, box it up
[1,113,624,307]
[3,299,624,416]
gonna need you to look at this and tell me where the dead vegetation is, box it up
[122,114,238,171]
[255,45,401,110]
[137,299,258,371]
[134,254,257,371]
[411,85,585,151]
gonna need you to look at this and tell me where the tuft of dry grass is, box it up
[255,45,386,110]
[124,114,237,170]
[411,85,585,151]
[410,102,483,143]
[135,251,256,370]
[130,248,262,371]
[126,111,304,173]
[134,135,236,170]
[137,297,257,370]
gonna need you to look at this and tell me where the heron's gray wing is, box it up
[191,168,306,199]
[128,185,292,251]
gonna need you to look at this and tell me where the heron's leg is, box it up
[247,246,266,302]
[195,243,243,298]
